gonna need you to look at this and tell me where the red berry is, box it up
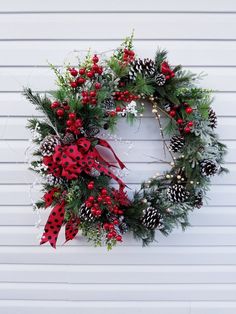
[92,64,100,72]
[83,96,89,103]
[103,223,110,230]
[169,110,176,117]
[109,225,114,231]
[69,113,76,120]
[95,82,101,89]
[92,55,99,63]
[113,219,119,225]
[56,109,64,116]
[86,202,92,208]
[81,91,88,97]
[51,101,60,109]
[69,68,78,77]
[90,91,96,97]
[77,77,85,85]
[66,120,72,126]
[88,196,94,202]
[97,67,103,75]
[97,196,103,202]
[87,183,94,190]
[75,119,82,127]
[70,81,78,88]
[82,99,88,105]
[116,106,122,112]
[110,111,116,117]
[129,50,135,57]
[105,196,111,202]
[79,68,86,75]
[96,209,102,216]
[185,107,193,114]
[187,121,194,127]
[87,71,94,78]
[107,233,113,239]
[177,118,183,124]
[91,98,97,105]
[116,235,122,242]
[101,188,107,195]
[91,208,97,215]
[184,127,191,133]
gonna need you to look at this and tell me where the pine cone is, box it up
[62,132,75,145]
[119,221,129,234]
[40,135,61,156]
[128,58,156,81]
[155,73,166,86]
[169,136,185,153]
[163,102,172,112]
[86,126,100,137]
[141,207,163,230]
[167,184,190,203]
[79,204,95,222]
[193,192,203,209]
[208,108,217,128]
[45,174,63,186]
[200,159,218,177]
[102,98,115,110]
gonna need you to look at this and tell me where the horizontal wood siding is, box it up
[0,1,235,313]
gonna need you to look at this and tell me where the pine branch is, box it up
[155,48,168,68]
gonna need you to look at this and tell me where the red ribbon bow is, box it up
[43,137,126,190]
[40,137,126,247]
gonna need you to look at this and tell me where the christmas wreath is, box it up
[25,35,227,249]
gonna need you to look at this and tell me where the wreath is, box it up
[25,35,227,249]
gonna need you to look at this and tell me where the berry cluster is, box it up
[81,90,97,105]
[66,113,83,135]
[84,187,124,241]
[69,54,103,89]
[123,48,135,63]
[103,222,122,241]
[50,100,70,118]
[168,102,194,134]
[114,90,139,103]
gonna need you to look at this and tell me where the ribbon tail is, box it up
[96,139,126,169]
[40,200,65,249]
[92,147,117,168]
[93,163,126,192]
[65,217,80,243]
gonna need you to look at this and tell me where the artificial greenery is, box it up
[25,36,227,249]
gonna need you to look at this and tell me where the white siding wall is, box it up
[0,1,236,313]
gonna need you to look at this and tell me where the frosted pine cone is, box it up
[128,58,156,81]
[167,184,190,203]
[169,136,185,153]
[208,108,217,128]
[200,159,218,177]
[141,207,163,230]
[155,73,166,86]
[79,204,95,222]
[40,135,61,156]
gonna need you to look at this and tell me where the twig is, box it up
[148,99,175,163]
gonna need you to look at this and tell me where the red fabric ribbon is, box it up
[40,200,65,248]
[65,217,80,243]
[161,61,175,80]
[43,137,126,190]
